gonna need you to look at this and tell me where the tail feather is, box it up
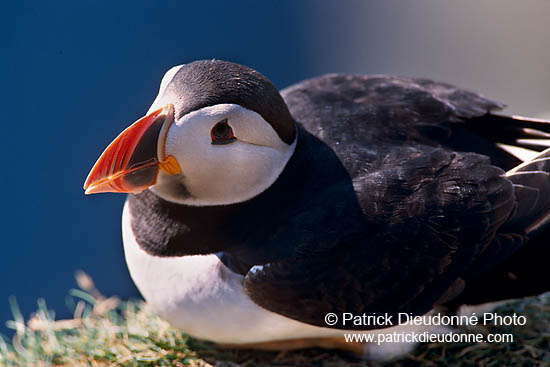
[445,114,550,307]
[504,147,550,237]
[468,113,550,237]
[467,114,550,153]
[511,184,540,217]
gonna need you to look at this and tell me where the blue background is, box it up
[2,1,549,336]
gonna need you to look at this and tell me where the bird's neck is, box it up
[126,126,306,257]
[127,125,363,261]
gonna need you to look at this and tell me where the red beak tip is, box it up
[83,104,175,195]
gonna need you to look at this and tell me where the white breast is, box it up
[122,199,444,350]
[122,199,347,343]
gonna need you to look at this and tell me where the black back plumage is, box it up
[128,63,550,329]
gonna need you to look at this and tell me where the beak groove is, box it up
[84,104,179,194]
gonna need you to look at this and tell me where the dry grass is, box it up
[1,273,549,367]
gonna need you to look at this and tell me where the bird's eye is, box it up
[211,118,236,145]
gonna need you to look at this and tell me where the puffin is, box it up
[84,60,550,359]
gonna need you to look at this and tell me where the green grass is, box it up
[1,272,549,367]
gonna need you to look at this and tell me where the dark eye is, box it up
[211,118,237,145]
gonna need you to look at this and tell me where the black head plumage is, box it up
[158,60,296,144]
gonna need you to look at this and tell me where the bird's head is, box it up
[84,60,297,206]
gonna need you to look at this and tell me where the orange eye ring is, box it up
[211,118,237,145]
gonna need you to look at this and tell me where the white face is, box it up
[149,103,296,206]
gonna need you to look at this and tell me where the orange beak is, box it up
[84,104,181,195]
